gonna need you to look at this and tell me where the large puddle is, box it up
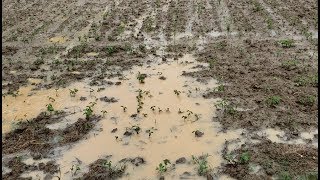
[2,54,317,179]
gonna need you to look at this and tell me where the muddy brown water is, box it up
[2,54,317,179]
[3,54,239,179]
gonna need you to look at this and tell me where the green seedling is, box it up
[166,108,170,112]
[253,1,263,12]
[103,161,112,169]
[192,154,210,176]
[121,106,127,112]
[47,104,54,112]
[266,96,281,107]
[143,113,148,117]
[297,95,316,106]
[209,59,215,69]
[278,171,292,180]
[174,90,181,95]
[137,72,146,83]
[83,106,93,120]
[105,46,116,56]
[156,159,171,174]
[267,18,273,29]
[150,106,156,111]
[182,115,188,120]
[69,88,78,97]
[281,59,299,70]
[239,152,250,164]
[158,108,162,113]
[215,99,230,111]
[215,85,225,92]
[278,39,295,48]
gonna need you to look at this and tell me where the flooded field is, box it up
[2,0,318,179]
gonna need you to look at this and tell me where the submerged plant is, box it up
[174,90,181,95]
[192,154,210,176]
[69,88,79,97]
[156,159,171,174]
[101,110,108,117]
[121,106,127,112]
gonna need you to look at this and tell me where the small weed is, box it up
[281,59,299,70]
[209,59,215,69]
[266,96,281,107]
[105,46,116,56]
[253,1,263,12]
[297,95,316,106]
[156,159,171,174]
[239,152,250,164]
[192,154,210,176]
[278,171,292,180]
[83,106,93,120]
[215,85,225,92]
[298,172,318,180]
[150,106,156,111]
[278,39,295,48]
[294,75,318,87]
[267,18,273,29]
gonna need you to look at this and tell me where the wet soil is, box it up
[222,139,318,180]
[2,0,318,179]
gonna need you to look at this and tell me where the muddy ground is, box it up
[2,0,318,179]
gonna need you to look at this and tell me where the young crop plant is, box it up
[192,154,210,176]
[69,88,79,97]
[156,159,171,174]
[281,59,299,70]
[266,96,281,107]
[239,152,250,164]
[83,106,93,120]
[105,46,116,56]
[47,103,55,112]
[215,85,225,92]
